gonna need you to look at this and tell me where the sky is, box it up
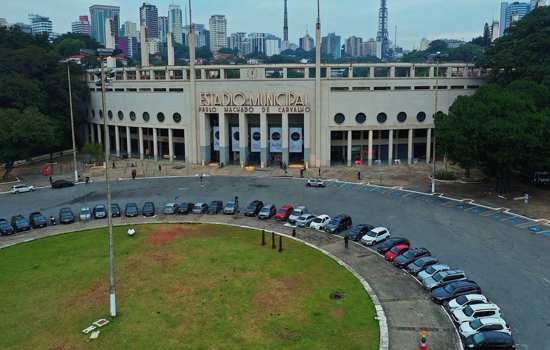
[4,0,503,49]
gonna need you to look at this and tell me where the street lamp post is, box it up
[431,53,440,194]
[64,61,79,183]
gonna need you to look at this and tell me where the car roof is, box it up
[371,227,388,233]
[474,317,507,326]
[476,331,514,343]
[430,264,449,270]
[441,269,465,276]
[317,214,330,218]
[467,303,500,312]
[461,294,487,301]
[448,280,479,288]
[281,204,293,208]
[165,203,176,206]
[294,206,306,210]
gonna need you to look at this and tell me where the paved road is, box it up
[1,176,549,349]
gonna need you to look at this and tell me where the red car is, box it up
[274,204,294,221]
[385,243,410,262]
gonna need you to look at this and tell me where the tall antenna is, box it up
[317,0,320,24]
[394,24,397,50]
[376,0,389,59]
[283,0,289,43]
[188,0,193,30]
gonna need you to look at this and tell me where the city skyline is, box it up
[4,0,502,49]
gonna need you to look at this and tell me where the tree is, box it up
[483,22,492,47]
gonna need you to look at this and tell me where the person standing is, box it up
[344,235,349,249]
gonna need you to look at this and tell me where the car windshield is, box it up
[414,258,427,266]
[277,208,288,214]
[328,218,339,225]
[472,333,485,344]
[462,306,474,317]
[291,210,302,216]
[96,207,106,212]
[425,266,437,274]
[112,206,119,211]
[456,295,468,305]
[260,207,270,213]
[16,218,27,225]
[402,250,415,258]
[0,221,10,229]
[443,283,457,293]
[389,246,402,254]
[469,319,483,330]
[144,203,153,209]
[226,202,235,208]
[433,272,445,282]
[81,209,91,214]
[313,217,323,223]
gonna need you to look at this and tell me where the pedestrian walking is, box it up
[318,168,321,177]
[131,169,137,179]
[344,235,349,249]
[49,176,53,185]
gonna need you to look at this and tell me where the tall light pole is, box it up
[62,60,79,183]
[431,53,441,194]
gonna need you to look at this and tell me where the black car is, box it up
[373,237,410,254]
[111,204,121,217]
[207,201,223,214]
[393,248,431,268]
[244,200,263,217]
[0,218,14,235]
[125,203,139,217]
[142,202,156,217]
[346,224,374,241]
[93,204,107,219]
[177,202,194,214]
[325,214,352,234]
[11,215,31,232]
[463,331,515,349]
[29,212,48,229]
[51,179,75,189]
[405,256,438,275]
[58,208,75,224]
[431,280,481,304]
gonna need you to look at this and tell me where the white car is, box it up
[417,264,450,283]
[360,227,390,246]
[296,213,316,228]
[458,317,511,338]
[80,207,92,221]
[306,178,326,187]
[451,303,501,324]
[447,294,489,312]
[11,184,35,194]
[310,215,330,230]
[288,206,308,224]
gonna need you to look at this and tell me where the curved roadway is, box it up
[0,176,548,349]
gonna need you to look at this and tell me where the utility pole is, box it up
[66,62,79,183]
[431,54,440,194]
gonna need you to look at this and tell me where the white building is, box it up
[122,21,138,38]
[209,15,227,53]
[299,31,314,52]
[29,14,52,37]
[265,37,281,57]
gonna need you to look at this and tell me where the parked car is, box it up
[177,202,194,215]
[192,203,208,214]
[142,202,156,217]
[125,203,139,217]
[11,215,30,232]
[244,200,264,217]
[417,264,450,283]
[93,204,107,219]
[452,303,501,325]
[296,213,316,227]
[310,215,331,231]
[29,212,48,229]
[274,204,294,221]
[423,269,467,291]
[80,207,92,221]
[111,203,121,217]
[347,224,375,241]
[385,243,410,262]
[325,214,352,234]
[306,178,326,187]
[163,203,179,215]
[58,208,75,224]
[463,331,515,349]
[223,201,238,215]
[373,237,410,254]
[11,184,35,194]
[446,294,489,312]
[393,248,431,268]
[258,204,276,220]
[406,256,438,275]
[431,280,482,304]
[207,201,223,214]
[51,179,74,189]
[288,206,309,224]
[360,227,391,246]
[0,218,15,235]
[459,317,510,339]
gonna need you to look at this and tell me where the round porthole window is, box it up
[233,131,240,141]
[118,111,124,121]
[397,112,407,123]
[130,111,136,121]
[291,132,301,141]
[271,132,281,141]
[214,130,220,140]
[253,131,261,141]
[334,113,345,124]
[417,111,426,122]
[108,110,113,120]
[173,113,182,123]
[377,112,387,123]
[355,113,366,124]
[142,112,150,122]
[157,112,165,123]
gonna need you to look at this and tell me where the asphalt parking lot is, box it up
[1,176,549,349]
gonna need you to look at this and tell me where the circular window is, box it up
[377,112,387,123]
[157,112,165,123]
[142,112,150,122]
[118,111,124,121]
[253,131,261,141]
[417,111,426,122]
[271,132,281,141]
[99,110,103,119]
[397,112,407,123]
[91,110,95,118]
[130,111,136,121]
[173,113,182,123]
[291,132,301,141]
[108,110,113,120]
[334,113,345,124]
[233,131,240,141]
[355,113,366,124]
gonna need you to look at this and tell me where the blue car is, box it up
[431,280,481,304]
[11,215,31,232]
[0,218,14,235]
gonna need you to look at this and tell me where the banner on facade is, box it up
[270,127,282,153]
[289,127,303,153]
[250,127,261,153]
[231,127,240,152]
[213,126,220,151]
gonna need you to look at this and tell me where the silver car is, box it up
[11,184,35,194]
[79,207,92,221]
[288,206,308,224]
[417,264,450,283]
[296,213,316,227]
[422,269,466,290]
[223,201,238,215]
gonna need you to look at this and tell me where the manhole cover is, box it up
[330,291,345,300]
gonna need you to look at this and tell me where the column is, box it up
[219,114,229,165]
[90,124,95,143]
[115,126,120,157]
[410,66,416,78]
[303,112,310,169]
[260,113,268,168]
[97,124,102,144]
[390,66,396,78]
[347,130,352,167]
[199,113,211,165]
[126,126,132,157]
[408,129,414,165]
[238,113,248,167]
[368,130,373,166]
[369,66,375,78]
[388,129,393,165]
[153,128,158,161]
[426,128,432,164]
[138,127,144,160]
[168,128,174,162]
[282,113,289,166]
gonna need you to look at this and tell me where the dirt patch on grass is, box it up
[330,307,345,320]
[145,225,195,245]
[252,274,306,314]
[66,280,107,309]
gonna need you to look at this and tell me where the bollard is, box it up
[292,228,296,237]
[271,232,276,249]
[357,171,361,180]
[524,193,529,205]
[278,235,283,252]
[261,230,266,246]
[344,235,349,249]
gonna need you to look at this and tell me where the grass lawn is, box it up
[0,224,379,350]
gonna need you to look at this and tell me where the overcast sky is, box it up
[5,0,502,49]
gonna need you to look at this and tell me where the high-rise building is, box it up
[321,32,341,59]
[209,15,227,53]
[72,15,91,36]
[345,36,363,57]
[0,18,7,27]
[159,16,168,43]
[531,0,546,9]
[248,33,267,54]
[362,38,378,57]
[491,21,501,42]
[265,35,281,57]
[183,24,209,48]
[89,5,120,46]
[140,3,159,40]
[500,1,531,36]
[168,4,183,44]
[299,30,314,51]
[377,0,390,59]
[282,0,289,50]
[122,21,138,38]
[119,36,139,59]
[29,14,52,37]
[229,32,247,54]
